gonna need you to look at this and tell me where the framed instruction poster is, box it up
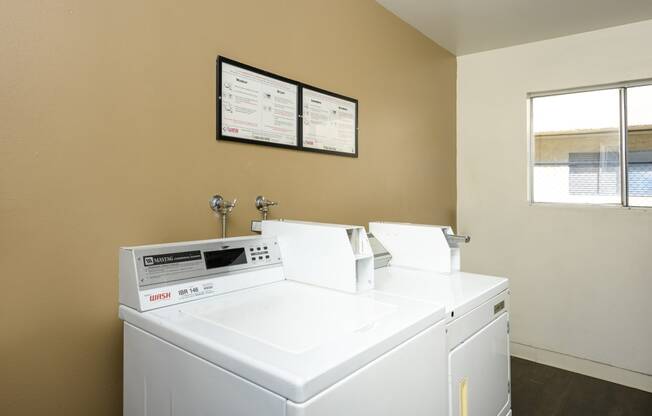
[217,56,299,149]
[301,86,358,157]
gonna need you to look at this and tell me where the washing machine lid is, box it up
[119,280,444,403]
[373,266,508,320]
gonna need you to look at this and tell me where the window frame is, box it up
[527,78,652,209]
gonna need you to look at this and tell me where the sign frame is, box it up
[299,84,359,158]
[217,56,300,150]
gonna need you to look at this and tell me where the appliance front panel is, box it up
[449,313,510,416]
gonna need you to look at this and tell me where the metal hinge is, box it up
[508,381,511,394]
[507,321,510,334]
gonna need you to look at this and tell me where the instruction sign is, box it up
[302,87,358,156]
[219,58,299,148]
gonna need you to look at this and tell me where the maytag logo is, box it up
[143,251,201,267]
[149,292,171,302]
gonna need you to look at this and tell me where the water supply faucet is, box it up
[255,195,278,220]
[210,194,237,238]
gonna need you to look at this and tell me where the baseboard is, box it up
[510,341,652,393]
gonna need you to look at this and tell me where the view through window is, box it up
[530,84,652,207]
[626,85,652,207]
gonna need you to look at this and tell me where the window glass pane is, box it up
[626,85,652,207]
[532,89,621,204]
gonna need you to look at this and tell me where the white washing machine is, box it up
[119,231,449,416]
[369,222,512,416]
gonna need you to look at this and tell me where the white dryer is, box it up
[369,222,512,416]
[119,233,449,416]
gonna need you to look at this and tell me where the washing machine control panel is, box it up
[119,236,284,311]
[133,236,281,288]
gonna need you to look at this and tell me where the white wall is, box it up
[457,20,652,391]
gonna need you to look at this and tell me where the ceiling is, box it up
[377,0,652,55]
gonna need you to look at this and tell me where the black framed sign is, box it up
[300,86,358,157]
[217,56,299,149]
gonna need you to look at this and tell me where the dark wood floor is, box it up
[511,357,652,415]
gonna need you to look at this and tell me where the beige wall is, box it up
[0,1,456,414]
[458,21,652,391]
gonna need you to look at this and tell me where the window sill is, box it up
[528,201,651,212]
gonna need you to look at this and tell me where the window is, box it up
[529,82,652,207]
[626,85,652,207]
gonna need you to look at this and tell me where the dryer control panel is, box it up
[119,236,284,311]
